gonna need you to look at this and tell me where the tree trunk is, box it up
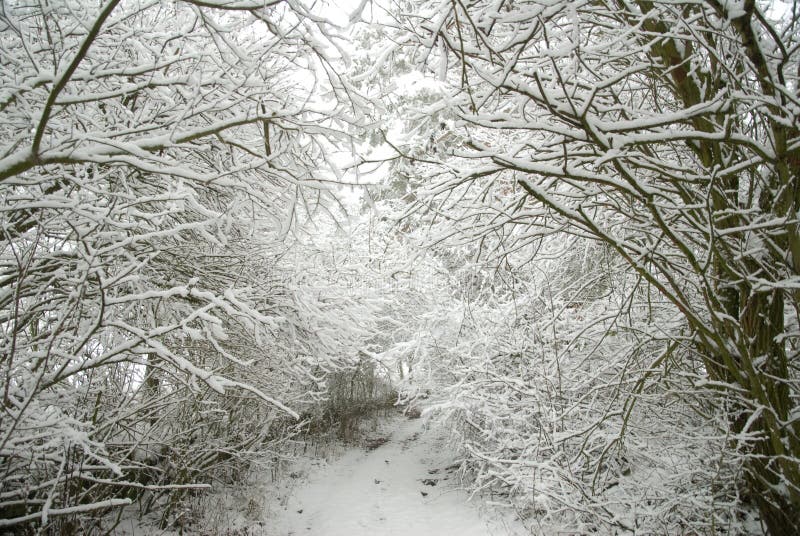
[737,289,800,533]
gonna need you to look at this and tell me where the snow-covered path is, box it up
[270,416,513,536]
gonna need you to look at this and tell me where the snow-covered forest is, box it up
[1,0,798,533]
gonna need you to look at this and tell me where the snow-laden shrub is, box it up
[421,239,756,534]
[300,356,397,441]
[0,0,371,530]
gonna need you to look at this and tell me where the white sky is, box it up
[325,0,372,26]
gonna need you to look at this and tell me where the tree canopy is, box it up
[1,0,798,533]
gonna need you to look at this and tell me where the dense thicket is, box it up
[0,0,381,531]
[349,0,799,533]
[2,0,798,534]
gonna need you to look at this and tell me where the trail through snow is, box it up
[269,415,519,536]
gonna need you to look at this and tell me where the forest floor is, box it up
[264,413,522,536]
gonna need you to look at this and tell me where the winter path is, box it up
[267,415,518,536]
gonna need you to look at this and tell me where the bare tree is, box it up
[0,0,367,531]
[389,0,799,532]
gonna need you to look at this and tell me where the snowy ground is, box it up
[265,414,523,536]
[112,413,526,535]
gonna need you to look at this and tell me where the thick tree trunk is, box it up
[705,282,800,532]
[737,290,800,534]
